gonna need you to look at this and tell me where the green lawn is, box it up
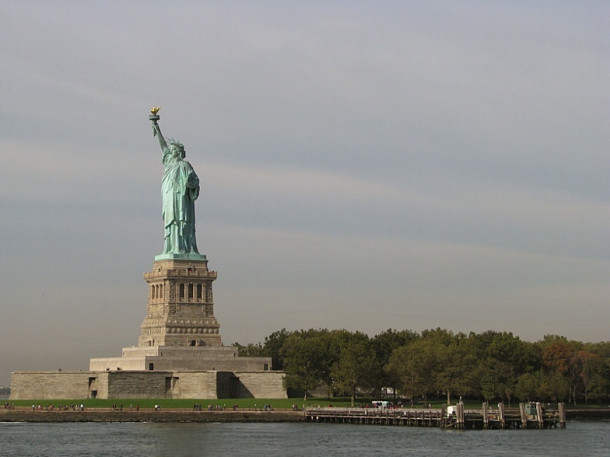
[9,398,315,410]
[8,397,387,410]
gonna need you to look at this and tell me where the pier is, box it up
[305,402,566,429]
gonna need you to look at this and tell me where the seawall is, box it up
[0,408,304,423]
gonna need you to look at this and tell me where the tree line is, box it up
[233,328,610,406]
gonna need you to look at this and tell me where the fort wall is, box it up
[11,370,286,400]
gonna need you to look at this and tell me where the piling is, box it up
[558,402,566,429]
[498,402,505,429]
[456,401,465,429]
[519,402,527,428]
[535,402,544,429]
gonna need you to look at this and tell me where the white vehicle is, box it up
[372,401,389,409]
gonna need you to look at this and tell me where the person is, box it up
[152,122,201,256]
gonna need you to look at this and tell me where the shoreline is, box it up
[0,408,304,423]
[1,407,609,423]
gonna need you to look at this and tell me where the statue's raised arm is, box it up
[153,123,169,153]
[150,107,168,153]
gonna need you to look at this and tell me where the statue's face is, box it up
[170,145,182,158]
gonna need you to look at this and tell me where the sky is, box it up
[0,1,608,386]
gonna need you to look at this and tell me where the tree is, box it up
[437,338,475,405]
[477,358,515,403]
[487,332,541,375]
[539,371,570,402]
[263,328,291,370]
[386,343,429,402]
[386,337,446,403]
[231,341,267,357]
[231,327,609,404]
[541,338,574,377]
[540,337,580,404]
[576,351,609,404]
[478,332,542,404]
[371,329,419,397]
[582,342,610,403]
[281,332,330,400]
[331,338,379,406]
[515,372,541,402]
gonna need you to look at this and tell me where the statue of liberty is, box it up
[149,108,204,260]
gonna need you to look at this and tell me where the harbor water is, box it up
[1,420,608,456]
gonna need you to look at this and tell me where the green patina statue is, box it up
[150,108,205,260]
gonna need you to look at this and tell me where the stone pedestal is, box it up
[14,256,286,400]
[139,258,221,347]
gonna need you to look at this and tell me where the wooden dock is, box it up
[304,402,566,429]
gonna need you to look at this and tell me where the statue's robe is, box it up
[161,150,200,254]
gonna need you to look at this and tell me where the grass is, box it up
[9,398,314,410]
[8,397,394,410]
[7,397,422,410]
